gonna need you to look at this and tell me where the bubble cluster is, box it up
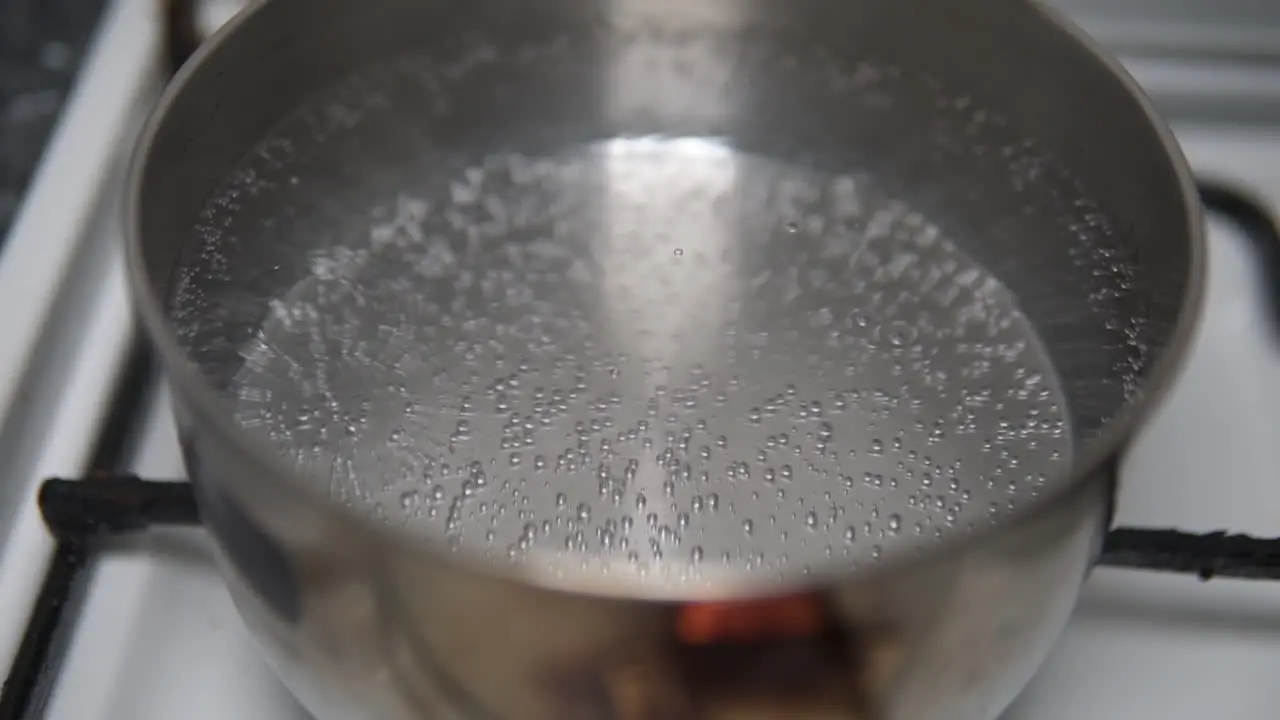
[214,135,1072,587]
[150,28,1175,591]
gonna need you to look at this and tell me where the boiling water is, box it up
[163,40,1090,588]
[175,133,1072,587]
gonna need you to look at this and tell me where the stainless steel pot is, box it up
[124,0,1203,718]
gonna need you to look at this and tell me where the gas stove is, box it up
[1,1,1279,719]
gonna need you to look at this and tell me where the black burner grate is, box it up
[26,475,1280,583]
[1,185,1278,720]
[5,475,1280,720]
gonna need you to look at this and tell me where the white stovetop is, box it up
[1,1,1280,719]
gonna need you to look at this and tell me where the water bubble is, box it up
[399,490,419,510]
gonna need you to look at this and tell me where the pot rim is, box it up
[122,0,1206,602]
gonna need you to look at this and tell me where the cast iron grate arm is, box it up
[32,474,1280,581]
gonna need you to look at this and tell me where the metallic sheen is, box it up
[125,0,1203,718]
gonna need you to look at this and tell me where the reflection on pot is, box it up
[545,593,904,720]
